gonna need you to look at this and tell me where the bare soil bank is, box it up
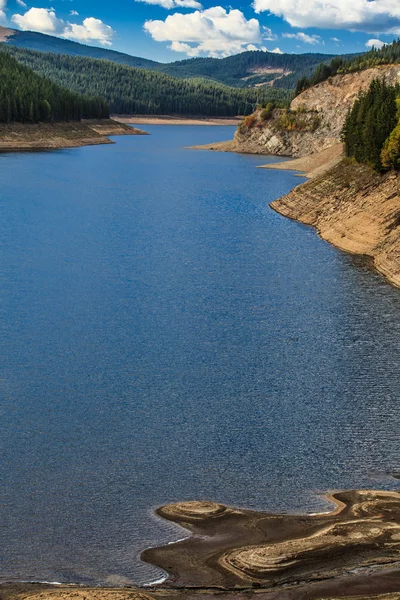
[112,115,242,126]
[3,490,400,600]
[0,120,147,150]
[271,160,400,288]
[260,143,344,179]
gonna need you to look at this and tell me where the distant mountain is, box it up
[157,51,347,89]
[0,26,159,69]
[0,26,357,90]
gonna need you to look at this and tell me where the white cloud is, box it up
[144,7,265,57]
[63,17,115,45]
[283,31,321,44]
[70,9,79,16]
[270,46,283,53]
[11,7,114,45]
[262,25,276,40]
[0,9,6,23]
[136,0,202,9]
[12,7,63,33]
[330,36,340,42]
[252,0,400,34]
[365,38,386,48]
[16,0,27,7]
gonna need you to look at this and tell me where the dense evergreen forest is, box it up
[1,27,349,89]
[4,28,159,69]
[0,50,108,123]
[156,51,345,89]
[4,47,291,116]
[342,79,400,171]
[296,40,400,95]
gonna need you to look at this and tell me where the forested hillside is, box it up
[0,50,108,122]
[5,47,291,116]
[0,26,353,90]
[2,27,158,69]
[342,78,400,171]
[157,51,345,88]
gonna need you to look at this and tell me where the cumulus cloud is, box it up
[252,0,400,34]
[11,7,114,45]
[70,9,79,16]
[136,0,202,9]
[12,7,63,33]
[283,31,321,44]
[365,38,386,48]
[144,7,266,57]
[63,17,115,45]
[270,46,283,53]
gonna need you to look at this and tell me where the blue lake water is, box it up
[1,125,400,586]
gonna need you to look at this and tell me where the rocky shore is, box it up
[0,120,147,151]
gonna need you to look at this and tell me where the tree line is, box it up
[341,79,400,171]
[0,50,108,123]
[295,39,400,96]
[4,47,291,117]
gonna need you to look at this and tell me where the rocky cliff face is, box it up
[234,65,400,157]
[271,160,400,287]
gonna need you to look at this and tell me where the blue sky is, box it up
[2,0,400,62]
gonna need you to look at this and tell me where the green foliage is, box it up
[6,29,159,69]
[156,51,344,90]
[260,102,275,120]
[0,49,108,123]
[4,46,291,117]
[381,121,400,170]
[297,39,400,95]
[274,108,320,132]
[342,79,398,171]
[3,30,352,90]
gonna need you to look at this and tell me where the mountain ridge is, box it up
[0,25,353,89]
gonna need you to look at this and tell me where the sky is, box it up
[0,0,399,63]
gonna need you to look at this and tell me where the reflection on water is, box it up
[0,125,399,585]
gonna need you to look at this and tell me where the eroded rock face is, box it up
[234,65,400,158]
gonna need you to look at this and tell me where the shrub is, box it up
[244,114,257,128]
[381,121,400,170]
[260,103,275,121]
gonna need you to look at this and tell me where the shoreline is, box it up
[112,115,242,126]
[270,160,400,288]
[193,135,400,288]
[3,491,400,600]
[0,120,147,151]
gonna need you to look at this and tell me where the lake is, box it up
[1,125,400,586]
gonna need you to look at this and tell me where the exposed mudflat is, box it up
[142,491,400,595]
[3,491,400,600]
[0,120,146,150]
[112,116,242,126]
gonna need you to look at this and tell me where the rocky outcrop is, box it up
[271,160,400,287]
[231,64,400,158]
